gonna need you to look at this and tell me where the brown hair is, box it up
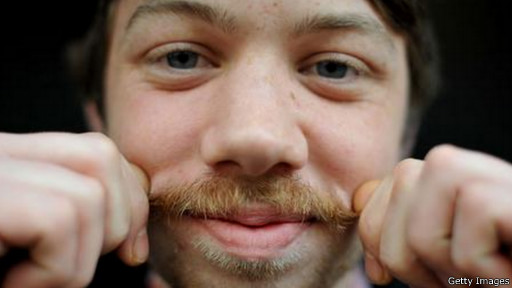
[369,0,439,127]
[72,0,439,131]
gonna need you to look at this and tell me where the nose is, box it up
[200,61,308,176]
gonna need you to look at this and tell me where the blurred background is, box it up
[0,0,511,286]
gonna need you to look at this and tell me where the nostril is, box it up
[212,160,243,175]
[201,123,308,177]
[268,163,294,175]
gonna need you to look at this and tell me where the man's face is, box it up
[104,0,408,286]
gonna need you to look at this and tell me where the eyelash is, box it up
[146,43,216,70]
[300,55,367,80]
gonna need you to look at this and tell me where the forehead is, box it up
[118,0,379,17]
[112,0,392,38]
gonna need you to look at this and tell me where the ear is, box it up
[83,100,105,132]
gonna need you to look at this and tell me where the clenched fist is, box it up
[355,145,512,287]
[0,132,149,288]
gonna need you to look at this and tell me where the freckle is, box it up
[246,55,254,66]
[290,92,300,107]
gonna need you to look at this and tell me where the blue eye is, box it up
[166,51,199,69]
[316,60,349,79]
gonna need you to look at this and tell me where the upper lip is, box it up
[202,204,313,227]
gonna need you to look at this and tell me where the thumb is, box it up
[353,180,381,215]
[117,161,151,266]
[129,163,150,195]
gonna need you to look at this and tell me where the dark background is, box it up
[0,1,511,287]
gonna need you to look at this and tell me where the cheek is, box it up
[106,84,208,177]
[304,102,403,197]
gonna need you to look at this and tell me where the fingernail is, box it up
[365,252,386,284]
[133,230,149,265]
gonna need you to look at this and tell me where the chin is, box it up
[147,217,361,288]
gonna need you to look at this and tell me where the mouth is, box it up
[185,204,315,260]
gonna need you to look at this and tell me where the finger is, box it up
[353,179,394,284]
[0,158,105,287]
[129,162,150,195]
[0,132,131,253]
[0,189,79,288]
[451,184,512,278]
[79,133,132,254]
[353,180,380,215]
[116,159,150,266]
[353,179,392,284]
[364,252,393,285]
[146,270,173,288]
[358,176,393,255]
[408,145,512,273]
[357,176,394,284]
[379,159,443,287]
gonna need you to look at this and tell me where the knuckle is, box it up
[87,133,118,156]
[424,144,462,172]
[81,177,106,208]
[451,249,478,274]
[390,159,422,201]
[457,184,484,212]
[457,183,498,226]
[393,158,422,177]
[43,198,78,234]
[393,159,422,183]
[85,133,120,167]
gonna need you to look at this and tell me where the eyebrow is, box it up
[126,0,395,52]
[293,13,396,50]
[127,0,237,34]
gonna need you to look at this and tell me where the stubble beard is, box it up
[148,174,360,287]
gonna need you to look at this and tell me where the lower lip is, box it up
[192,217,311,259]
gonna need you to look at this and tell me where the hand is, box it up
[355,145,512,287]
[0,132,150,288]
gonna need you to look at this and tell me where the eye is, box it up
[300,55,364,82]
[166,51,200,69]
[298,54,373,101]
[144,43,219,90]
[145,43,216,72]
[315,60,349,79]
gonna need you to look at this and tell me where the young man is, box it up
[1,0,511,287]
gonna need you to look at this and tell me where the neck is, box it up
[146,265,370,288]
[331,264,371,288]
